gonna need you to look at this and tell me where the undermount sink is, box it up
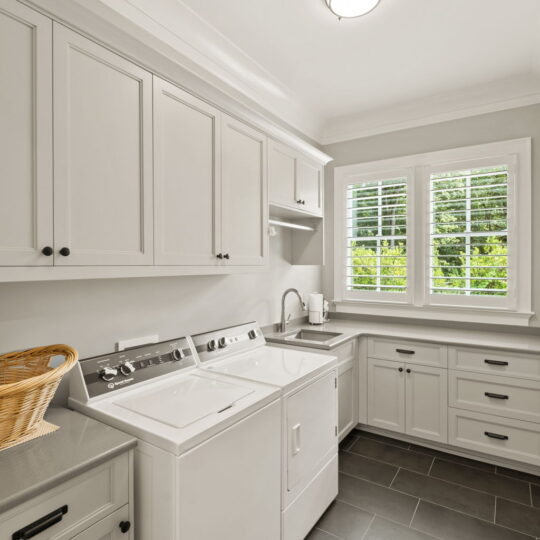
[284,329,342,343]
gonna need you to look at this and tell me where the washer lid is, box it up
[115,374,253,429]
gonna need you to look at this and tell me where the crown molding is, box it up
[321,75,540,145]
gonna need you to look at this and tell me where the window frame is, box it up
[333,138,532,325]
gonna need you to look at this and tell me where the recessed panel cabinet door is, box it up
[296,158,323,216]
[153,77,220,265]
[405,365,448,443]
[53,24,153,266]
[367,358,405,433]
[0,1,53,266]
[268,139,296,208]
[221,115,268,265]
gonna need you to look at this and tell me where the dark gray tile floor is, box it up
[306,429,540,540]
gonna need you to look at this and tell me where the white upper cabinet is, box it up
[153,77,220,266]
[221,114,268,266]
[0,1,53,266]
[268,140,296,208]
[268,140,324,217]
[53,24,153,266]
[296,157,323,216]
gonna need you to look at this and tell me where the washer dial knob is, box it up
[248,329,258,340]
[207,339,218,351]
[218,337,228,349]
[171,348,185,361]
[119,361,135,376]
[100,366,118,382]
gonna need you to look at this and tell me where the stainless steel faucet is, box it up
[280,288,306,333]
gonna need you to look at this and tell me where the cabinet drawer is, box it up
[449,347,540,381]
[368,338,447,367]
[449,371,540,424]
[448,408,540,467]
[2,453,129,539]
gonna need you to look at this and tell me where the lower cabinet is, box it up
[367,358,447,443]
[70,506,131,540]
[338,358,356,440]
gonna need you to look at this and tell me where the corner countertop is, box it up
[0,407,136,514]
[265,318,540,353]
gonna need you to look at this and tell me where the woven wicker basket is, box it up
[0,345,78,450]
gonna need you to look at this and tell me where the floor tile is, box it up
[430,459,531,504]
[339,431,359,452]
[349,437,433,474]
[497,466,540,486]
[412,501,533,540]
[496,498,540,537]
[409,443,496,472]
[357,430,411,449]
[532,485,540,508]
[339,450,398,486]
[305,528,341,540]
[364,516,437,540]
[315,500,373,540]
[392,468,495,521]
[338,472,419,525]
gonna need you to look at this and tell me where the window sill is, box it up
[332,300,534,327]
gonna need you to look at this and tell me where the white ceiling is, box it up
[81,0,540,143]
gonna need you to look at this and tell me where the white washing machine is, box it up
[192,322,339,540]
[69,335,281,540]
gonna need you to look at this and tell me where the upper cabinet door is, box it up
[268,139,296,209]
[296,158,323,216]
[53,24,153,266]
[221,115,268,266]
[0,1,53,266]
[154,77,220,266]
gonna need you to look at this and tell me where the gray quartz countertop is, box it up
[265,318,540,353]
[0,407,136,514]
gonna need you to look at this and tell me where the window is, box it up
[334,139,532,325]
[345,173,410,302]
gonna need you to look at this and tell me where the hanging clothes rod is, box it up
[269,219,315,232]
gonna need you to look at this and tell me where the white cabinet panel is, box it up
[338,360,355,440]
[268,139,296,209]
[286,371,337,494]
[368,338,447,367]
[153,77,220,265]
[0,1,53,266]
[296,158,323,216]
[405,364,447,443]
[367,358,405,433]
[221,115,267,265]
[53,24,153,266]
[69,506,131,540]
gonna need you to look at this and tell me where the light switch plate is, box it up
[117,334,159,351]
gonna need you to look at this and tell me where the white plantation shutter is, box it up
[345,175,409,299]
[428,164,511,303]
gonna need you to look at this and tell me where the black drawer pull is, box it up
[484,359,508,366]
[396,349,415,355]
[13,505,68,539]
[485,392,509,400]
[484,431,509,441]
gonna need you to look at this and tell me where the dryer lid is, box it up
[115,374,253,429]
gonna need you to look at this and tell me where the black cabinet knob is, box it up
[302,200,306,204]
[59,247,70,257]
[223,253,230,259]
[296,199,302,204]
[41,246,53,256]
[406,368,411,374]
[216,253,223,259]
[119,521,131,533]
[398,367,404,372]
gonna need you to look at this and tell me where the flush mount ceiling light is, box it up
[325,0,381,19]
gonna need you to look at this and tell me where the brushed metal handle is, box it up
[484,359,508,366]
[485,392,509,400]
[485,431,508,441]
[396,349,415,355]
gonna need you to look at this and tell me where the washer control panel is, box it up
[79,337,195,398]
[192,322,265,364]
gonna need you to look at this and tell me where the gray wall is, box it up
[322,103,540,327]
[0,228,320,404]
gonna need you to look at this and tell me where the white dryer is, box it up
[192,322,339,540]
[69,335,281,540]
